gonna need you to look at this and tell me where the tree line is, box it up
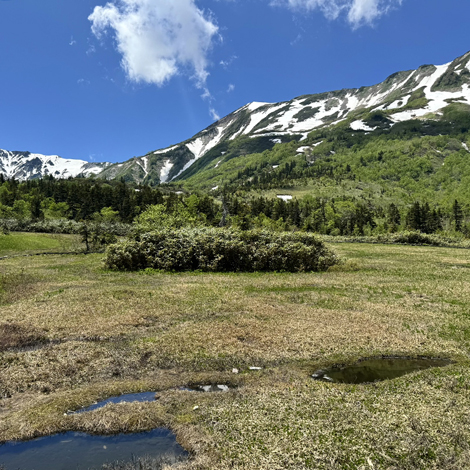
[0,175,467,237]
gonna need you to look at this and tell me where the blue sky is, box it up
[0,0,469,163]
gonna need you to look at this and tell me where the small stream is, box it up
[72,392,157,414]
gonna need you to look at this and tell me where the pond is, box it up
[311,357,452,384]
[72,392,157,414]
[0,429,187,470]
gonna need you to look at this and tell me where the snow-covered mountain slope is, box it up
[4,50,470,185]
[97,50,470,185]
[0,149,110,181]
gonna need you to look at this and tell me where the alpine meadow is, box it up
[1,1,470,468]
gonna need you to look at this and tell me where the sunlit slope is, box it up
[96,50,470,185]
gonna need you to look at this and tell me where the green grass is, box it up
[1,242,470,469]
[0,232,79,256]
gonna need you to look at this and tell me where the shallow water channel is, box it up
[0,429,187,470]
[73,392,157,414]
[312,357,452,384]
[185,384,230,392]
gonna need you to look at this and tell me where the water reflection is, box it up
[0,429,187,470]
[73,392,156,414]
[312,357,452,384]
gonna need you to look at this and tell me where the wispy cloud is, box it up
[220,55,238,69]
[209,107,221,120]
[69,36,77,46]
[272,0,402,28]
[89,0,219,87]
[227,83,235,93]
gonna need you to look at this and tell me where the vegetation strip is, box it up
[1,241,470,468]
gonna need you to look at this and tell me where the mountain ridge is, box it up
[97,49,470,185]
[0,149,110,181]
[2,50,469,185]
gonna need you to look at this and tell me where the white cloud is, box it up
[220,55,238,69]
[273,0,402,27]
[201,87,212,100]
[69,36,77,46]
[348,0,401,27]
[209,107,220,120]
[227,83,235,92]
[89,0,219,87]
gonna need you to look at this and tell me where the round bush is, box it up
[104,228,339,272]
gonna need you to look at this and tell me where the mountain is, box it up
[97,50,470,186]
[0,149,110,181]
[3,50,470,186]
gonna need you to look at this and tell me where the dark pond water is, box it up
[0,429,187,470]
[311,357,452,384]
[73,392,157,414]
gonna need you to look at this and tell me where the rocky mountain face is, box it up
[3,50,470,185]
[97,50,470,185]
[0,149,110,181]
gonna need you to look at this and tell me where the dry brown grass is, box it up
[0,322,46,352]
[1,243,470,468]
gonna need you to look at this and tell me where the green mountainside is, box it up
[95,50,470,190]
[1,50,470,238]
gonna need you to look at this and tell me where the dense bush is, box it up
[322,231,470,247]
[104,228,340,272]
[385,231,442,246]
[0,218,130,236]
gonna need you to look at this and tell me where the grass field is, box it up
[0,232,80,257]
[1,240,470,469]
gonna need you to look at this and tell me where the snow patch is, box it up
[246,102,272,112]
[136,156,149,176]
[463,142,469,152]
[350,120,376,131]
[384,95,410,110]
[160,160,173,183]
[390,69,470,123]
[173,127,225,179]
[154,145,178,155]
[186,139,205,160]
[296,146,310,153]
[270,138,282,144]
[232,103,287,139]
[0,149,107,180]
[211,186,218,191]
[277,195,292,201]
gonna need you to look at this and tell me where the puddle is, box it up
[312,357,452,384]
[183,385,230,392]
[72,392,156,414]
[0,429,187,470]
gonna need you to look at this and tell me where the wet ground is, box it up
[312,357,452,384]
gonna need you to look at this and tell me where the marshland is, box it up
[1,232,469,469]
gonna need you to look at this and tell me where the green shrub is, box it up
[0,218,130,236]
[104,228,339,272]
[322,231,469,247]
[385,231,442,246]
